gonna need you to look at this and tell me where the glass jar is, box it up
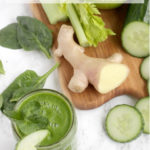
[12,89,77,150]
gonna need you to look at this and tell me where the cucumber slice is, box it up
[148,80,150,95]
[140,56,150,80]
[105,105,144,143]
[121,21,149,57]
[135,97,150,134]
[121,0,150,57]
[16,130,49,150]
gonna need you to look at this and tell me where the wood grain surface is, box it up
[31,4,148,110]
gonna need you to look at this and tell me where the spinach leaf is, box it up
[17,16,53,58]
[3,101,48,134]
[20,101,41,117]
[3,110,23,120]
[4,110,48,136]
[15,118,48,136]
[0,23,21,49]
[3,110,48,136]
[9,101,48,135]
[1,63,59,111]
[0,60,5,74]
[0,17,53,58]
[27,115,49,127]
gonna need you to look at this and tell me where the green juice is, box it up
[13,89,77,150]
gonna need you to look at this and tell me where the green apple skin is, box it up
[96,3,123,9]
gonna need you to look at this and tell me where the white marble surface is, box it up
[0,2,149,150]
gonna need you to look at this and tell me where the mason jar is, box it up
[12,89,77,150]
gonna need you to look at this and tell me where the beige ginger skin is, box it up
[55,25,130,94]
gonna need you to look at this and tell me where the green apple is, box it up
[96,0,125,9]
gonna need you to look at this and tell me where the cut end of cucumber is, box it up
[122,21,149,57]
[41,3,68,25]
[135,97,150,134]
[140,56,150,80]
[16,130,49,150]
[105,105,144,143]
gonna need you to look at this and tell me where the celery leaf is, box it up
[74,4,115,47]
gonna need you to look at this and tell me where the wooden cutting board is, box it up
[31,4,148,110]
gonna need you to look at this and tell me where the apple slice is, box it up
[16,130,49,150]
[96,0,125,9]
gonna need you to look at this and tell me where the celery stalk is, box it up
[41,3,68,24]
[40,2,115,47]
[66,4,89,47]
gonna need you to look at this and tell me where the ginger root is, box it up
[55,25,129,94]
